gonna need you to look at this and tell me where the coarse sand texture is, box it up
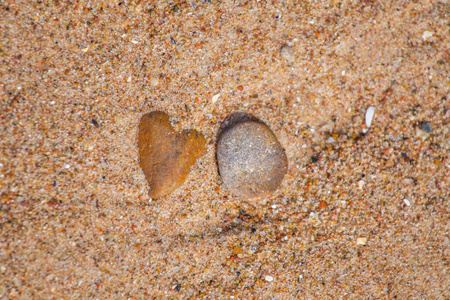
[0,0,449,299]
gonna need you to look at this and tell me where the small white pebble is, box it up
[271,205,277,209]
[422,31,433,40]
[65,164,70,169]
[265,275,274,282]
[81,47,89,52]
[127,76,132,83]
[403,199,411,206]
[150,77,159,86]
[299,275,303,280]
[131,39,139,44]
[212,93,221,103]
[357,238,367,245]
[358,180,365,189]
[326,137,335,143]
[341,70,346,75]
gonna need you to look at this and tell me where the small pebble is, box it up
[91,119,100,128]
[422,31,433,40]
[403,199,411,206]
[233,246,243,255]
[357,180,365,189]
[150,77,159,86]
[265,275,274,282]
[357,238,367,245]
[217,119,288,200]
[212,93,221,103]
[280,44,294,63]
[420,122,432,133]
[318,200,328,209]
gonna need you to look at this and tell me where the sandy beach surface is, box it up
[1,0,449,298]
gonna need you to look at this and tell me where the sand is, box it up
[1,0,449,298]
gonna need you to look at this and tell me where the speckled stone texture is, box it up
[0,0,449,299]
[217,120,287,200]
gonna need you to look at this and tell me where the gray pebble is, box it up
[420,122,432,133]
[217,119,288,200]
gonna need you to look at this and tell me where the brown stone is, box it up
[319,200,328,209]
[138,111,206,198]
[216,116,288,200]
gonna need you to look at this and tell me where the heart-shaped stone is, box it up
[138,111,206,198]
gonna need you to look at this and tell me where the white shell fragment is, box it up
[403,199,411,206]
[212,93,221,103]
[365,106,376,128]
